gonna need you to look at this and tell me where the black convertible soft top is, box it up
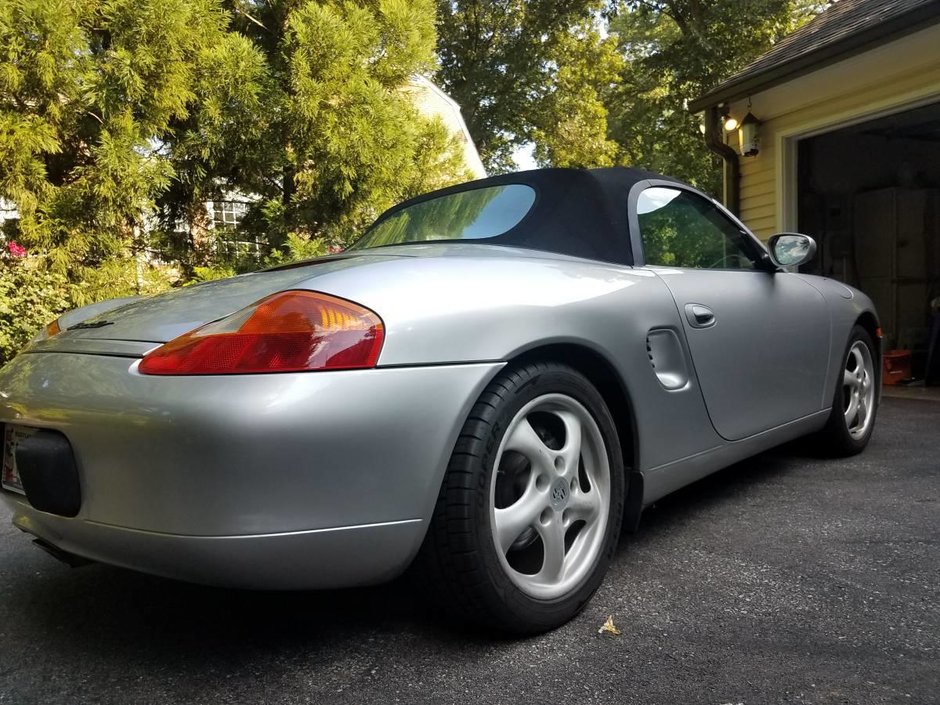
[363,167,682,266]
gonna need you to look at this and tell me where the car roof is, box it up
[362,167,684,266]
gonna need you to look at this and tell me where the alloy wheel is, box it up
[489,393,611,600]
[842,340,876,440]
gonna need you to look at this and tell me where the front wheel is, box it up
[417,362,625,634]
[816,325,879,456]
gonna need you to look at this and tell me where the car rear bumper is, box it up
[0,352,503,588]
[7,500,425,589]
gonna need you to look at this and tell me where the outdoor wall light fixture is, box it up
[720,104,739,131]
[738,111,761,157]
[719,100,760,156]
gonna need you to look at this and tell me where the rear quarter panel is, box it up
[798,275,881,408]
[301,252,724,473]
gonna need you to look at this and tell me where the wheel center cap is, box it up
[550,478,570,510]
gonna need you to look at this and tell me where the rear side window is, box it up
[351,184,536,250]
[636,187,757,269]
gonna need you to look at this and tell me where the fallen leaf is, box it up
[598,615,621,636]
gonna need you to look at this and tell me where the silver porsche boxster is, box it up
[0,168,880,633]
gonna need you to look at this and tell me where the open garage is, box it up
[691,0,940,394]
[797,101,940,384]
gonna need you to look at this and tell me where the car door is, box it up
[630,183,831,441]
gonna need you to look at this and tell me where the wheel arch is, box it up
[505,342,645,532]
[854,309,883,390]
[855,311,879,346]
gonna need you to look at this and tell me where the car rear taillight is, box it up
[138,291,384,375]
[30,318,62,344]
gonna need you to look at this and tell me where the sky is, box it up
[512,143,538,171]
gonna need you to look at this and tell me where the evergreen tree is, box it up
[0,0,468,279]
[0,0,226,272]
[172,0,469,261]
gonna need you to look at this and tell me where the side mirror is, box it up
[768,233,817,268]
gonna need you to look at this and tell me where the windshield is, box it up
[350,184,536,250]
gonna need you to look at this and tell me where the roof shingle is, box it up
[689,0,940,111]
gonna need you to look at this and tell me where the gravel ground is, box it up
[0,397,937,705]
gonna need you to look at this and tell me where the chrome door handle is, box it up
[685,303,716,329]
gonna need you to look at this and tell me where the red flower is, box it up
[328,244,344,254]
[6,241,27,258]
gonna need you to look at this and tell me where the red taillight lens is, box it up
[138,291,384,375]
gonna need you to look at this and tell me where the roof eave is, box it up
[688,3,940,113]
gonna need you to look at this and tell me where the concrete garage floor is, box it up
[0,398,937,705]
[882,384,940,402]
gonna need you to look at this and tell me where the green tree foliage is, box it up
[529,24,622,169]
[0,0,470,281]
[0,245,176,365]
[0,254,68,363]
[174,0,469,260]
[437,0,822,180]
[607,0,825,194]
[69,256,175,305]
[0,0,220,272]
[262,231,330,267]
[436,0,620,173]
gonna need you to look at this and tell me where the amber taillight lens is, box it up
[138,291,384,375]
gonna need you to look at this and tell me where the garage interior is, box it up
[797,101,940,391]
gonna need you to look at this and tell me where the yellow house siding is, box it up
[740,191,775,210]
[740,212,775,235]
[738,145,776,239]
[740,171,775,193]
[723,22,940,239]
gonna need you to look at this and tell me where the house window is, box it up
[212,201,247,230]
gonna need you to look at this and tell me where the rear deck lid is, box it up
[44,255,400,348]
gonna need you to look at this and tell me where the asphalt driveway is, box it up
[0,398,937,705]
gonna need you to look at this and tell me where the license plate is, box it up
[2,425,38,495]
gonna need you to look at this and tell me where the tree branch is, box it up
[235,7,268,31]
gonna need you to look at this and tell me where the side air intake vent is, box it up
[645,329,690,391]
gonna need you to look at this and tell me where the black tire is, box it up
[416,361,625,635]
[816,325,879,456]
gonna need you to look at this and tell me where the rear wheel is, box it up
[816,325,878,456]
[417,362,625,634]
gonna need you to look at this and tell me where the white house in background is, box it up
[0,198,16,229]
[406,76,487,179]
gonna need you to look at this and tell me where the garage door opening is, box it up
[797,102,940,386]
